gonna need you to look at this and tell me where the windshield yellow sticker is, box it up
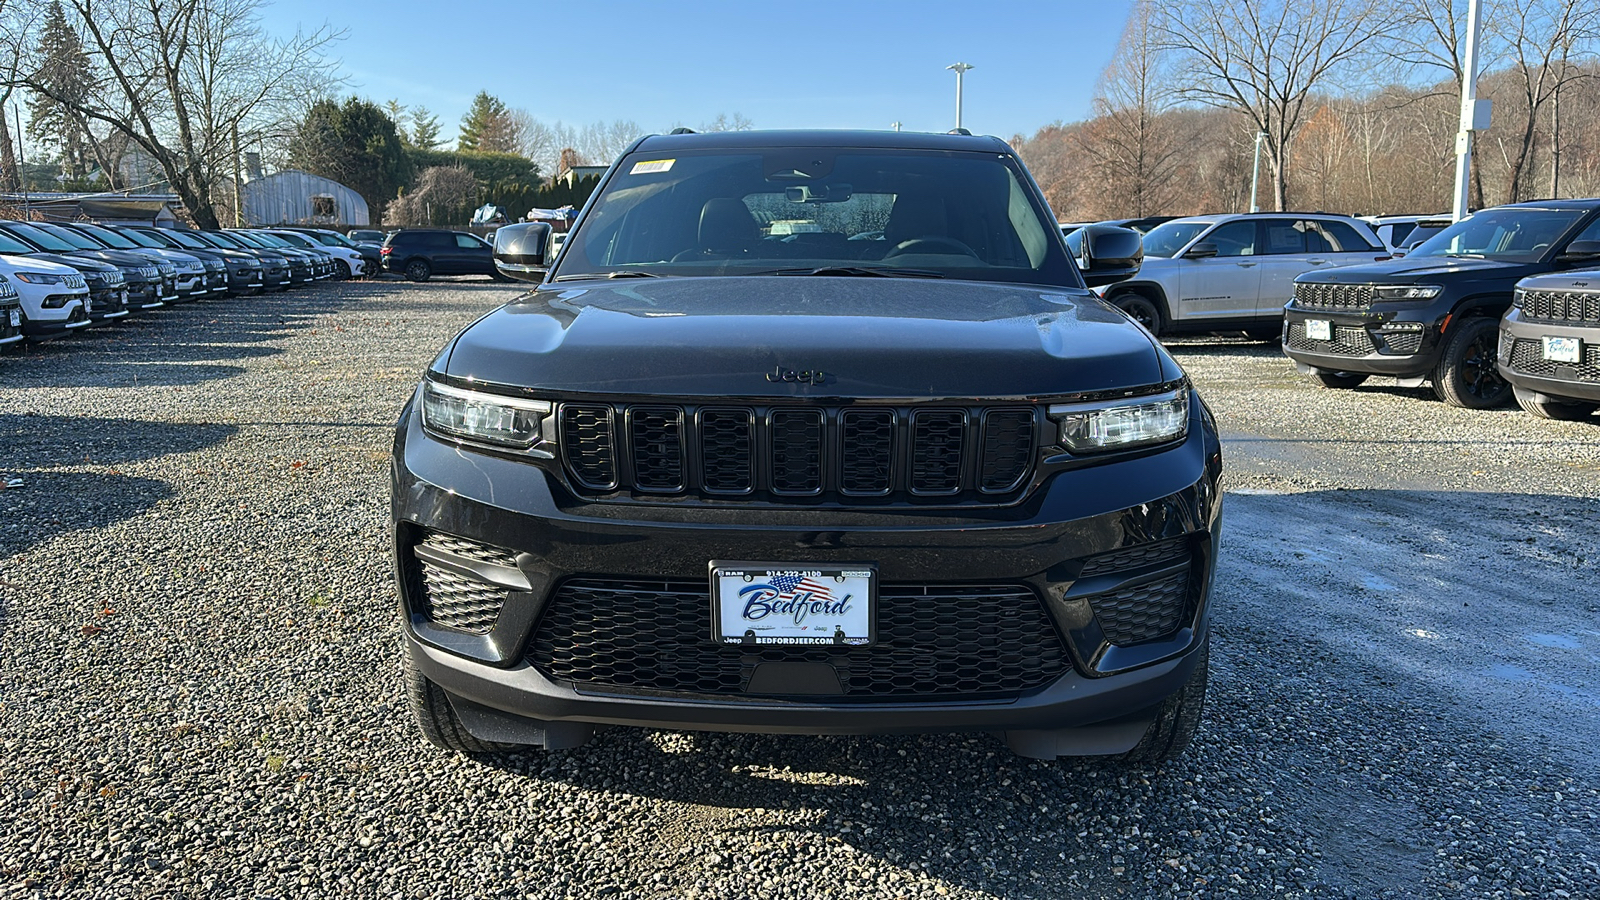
[630,159,675,175]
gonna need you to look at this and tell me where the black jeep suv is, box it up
[1283,199,1600,408]
[381,229,499,281]
[391,130,1223,764]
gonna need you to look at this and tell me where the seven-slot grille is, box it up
[1518,288,1600,325]
[557,403,1037,501]
[1294,282,1377,311]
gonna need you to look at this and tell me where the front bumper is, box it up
[1281,303,1444,376]
[86,287,130,323]
[125,280,165,309]
[1498,308,1600,403]
[0,304,24,345]
[22,301,92,339]
[392,398,1224,750]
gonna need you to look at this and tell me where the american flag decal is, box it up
[767,572,834,599]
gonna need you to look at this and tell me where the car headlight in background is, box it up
[1049,388,1190,452]
[1375,285,1442,301]
[421,381,550,451]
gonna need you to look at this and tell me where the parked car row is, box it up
[0,221,366,343]
[1070,200,1600,419]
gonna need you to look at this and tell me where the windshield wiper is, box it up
[1441,252,1487,259]
[768,265,946,279]
[552,270,665,282]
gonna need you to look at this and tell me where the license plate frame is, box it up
[7,309,18,328]
[710,561,876,647]
[1305,318,1333,341]
[1543,335,1582,363]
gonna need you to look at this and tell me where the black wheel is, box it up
[404,259,432,282]
[1514,386,1597,420]
[1316,370,1370,389]
[403,642,524,754]
[1432,317,1511,408]
[1113,293,1164,337]
[1120,639,1208,765]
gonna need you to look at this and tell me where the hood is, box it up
[441,276,1169,398]
[131,247,203,266]
[1516,268,1600,292]
[1296,254,1542,285]
[28,253,121,275]
[65,249,163,271]
[0,253,79,276]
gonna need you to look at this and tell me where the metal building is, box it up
[240,169,370,227]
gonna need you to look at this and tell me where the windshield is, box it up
[12,222,90,252]
[196,232,245,249]
[270,232,315,248]
[74,223,139,249]
[0,232,36,254]
[1409,208,1588,262]
[553,148,1075,286]
[308,230,353,247]
[249,232,295,248]
[115,228,166,249]
[1140,221,1211,258]
[160,230,208,250]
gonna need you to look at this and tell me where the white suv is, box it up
[1084,213,1388,339]
[0,254,92,340]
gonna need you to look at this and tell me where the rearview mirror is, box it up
[1183,242,1219,260]
[493,222,552,282]
[1076,224,1143,288]
[784,183,853,203]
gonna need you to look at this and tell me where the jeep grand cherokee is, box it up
[391,130,1223,764]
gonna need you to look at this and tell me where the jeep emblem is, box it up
[767,366,827,385]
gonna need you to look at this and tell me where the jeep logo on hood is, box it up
[767,366,827,385]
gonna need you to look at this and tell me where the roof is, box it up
[1497,198,1600,210]
[633,129,1012,154]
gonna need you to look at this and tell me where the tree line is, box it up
[0,0,753,228]
[1015,0,1600,221]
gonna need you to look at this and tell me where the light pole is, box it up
[946,62,974,131]
[1452,0,1486,220]
[1248,131,1266,212]
[891,121,902,132]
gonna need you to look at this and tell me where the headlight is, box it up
[421,380,550,450]
[14,272,67,284]
[1375,285,1441,301]
[1049,388,1190,453]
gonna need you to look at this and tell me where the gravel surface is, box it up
[2,286,1597,899]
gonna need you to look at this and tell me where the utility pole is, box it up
[1248,131,1266,212]
[14,104,27,218]
[232,123,244,227]
[946,63,974,131]
[1452,0,1486,221]
[890,121,902,132]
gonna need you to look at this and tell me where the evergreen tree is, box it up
[457,91,516,153]
[410,106,443,150]
[384,99,410,144]
[289,96,409,222]
[26,2,98,180]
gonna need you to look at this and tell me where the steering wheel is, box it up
[885,236,979,258]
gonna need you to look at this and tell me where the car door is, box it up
[1255,218,1313,315]
[455,232,493,274]
[1177,219,1262,321]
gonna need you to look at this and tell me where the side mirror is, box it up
[493,222,552,282]
[1076,224,1143,288]
[1183,242,1219,260]
[1557,239,1600,263]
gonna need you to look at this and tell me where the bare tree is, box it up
[1078,1,1187,217]
[1153,0,1392,210]
[579,119,644,166]
[699,112,754,133]
[18,0,342,227]
[0,1,46,190]
[1491,0,1599,202]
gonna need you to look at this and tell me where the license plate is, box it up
[1305,319,1332,341]
[1543,336,1581,363]
[7,309,17,327]
[711,562,875,646]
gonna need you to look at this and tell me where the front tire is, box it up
[404,259,432,282]
[1432,317,1510,408]
[1514,386,1597,420]
[1113,293,1165,337]
[1120,639,1208,765]
[403,642,524,754]
[1316,370,1370,389]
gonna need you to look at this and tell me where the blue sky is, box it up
[257,0,1136,145]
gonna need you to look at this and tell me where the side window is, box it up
[427,233,455,249]
[455,233,483,249]
[1206,220,1257,257]
[1315,220,1379,252]
[1567,215,1600,246]
[1263,220,1307,254]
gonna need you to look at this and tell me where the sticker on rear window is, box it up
[630,159,675,175]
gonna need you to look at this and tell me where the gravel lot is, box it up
[2,282,1597,900]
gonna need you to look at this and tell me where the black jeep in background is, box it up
[1283,199,1600,408]
[380,229,499,281]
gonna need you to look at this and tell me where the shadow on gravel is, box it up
[0,414,236,470]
